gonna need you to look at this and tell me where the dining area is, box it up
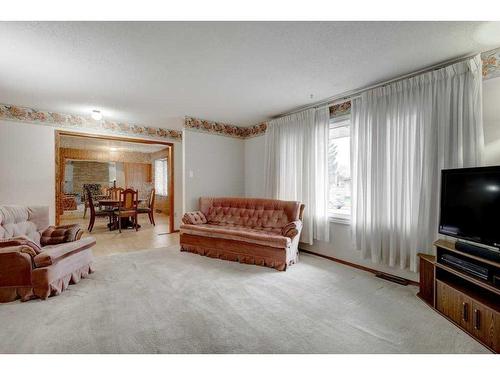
[86,186,156,233]
[55,133,174,255]
[59,178,172,256]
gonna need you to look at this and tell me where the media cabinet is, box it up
[418,239,500,353]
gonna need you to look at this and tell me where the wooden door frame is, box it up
[55,130,175,234]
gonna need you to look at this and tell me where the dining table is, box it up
[98,198,144,230]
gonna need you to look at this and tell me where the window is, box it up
[154,158,168,196]
[328,117,351,219]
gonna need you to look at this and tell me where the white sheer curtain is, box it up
[264,107,330,244]
[351,55,484,272]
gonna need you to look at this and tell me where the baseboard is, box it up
[299,248,419,286]
[157,229,179,236]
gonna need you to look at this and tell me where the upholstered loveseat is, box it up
[0,205,96,302]
[180,197,304,271]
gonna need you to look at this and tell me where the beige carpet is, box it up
[0,246,488,353]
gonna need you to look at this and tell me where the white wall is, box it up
[483,76,500,166]
[183,129,245,212]
[244,135,266,197]
[0,120,56,223]
[300,225,419,281]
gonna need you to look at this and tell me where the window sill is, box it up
[329,216,351,225]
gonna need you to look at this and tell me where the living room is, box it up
[0,1,499,373]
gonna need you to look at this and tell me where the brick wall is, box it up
[71,161,110,197]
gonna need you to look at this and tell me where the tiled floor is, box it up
[61,212,179,257]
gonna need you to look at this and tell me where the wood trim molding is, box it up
[167,139,174,234]
[55,130,175,234]
[61,147,153,164]
[299,248,419,286]
[54,129,62,222]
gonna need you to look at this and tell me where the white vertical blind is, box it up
[154,158,168,196]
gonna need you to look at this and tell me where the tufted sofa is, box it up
[180,197,304,271]
[0,205,96,302]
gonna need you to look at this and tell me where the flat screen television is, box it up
[439,166,500,252]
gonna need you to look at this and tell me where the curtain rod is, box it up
[272,52,480,119]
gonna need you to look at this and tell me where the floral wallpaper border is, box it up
[0,103,183,141]
[482,47,500,80]
[330,101,351,117]
[184,104,349,139]
[184,117,267,139]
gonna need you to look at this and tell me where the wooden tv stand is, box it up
[418,239,500,353]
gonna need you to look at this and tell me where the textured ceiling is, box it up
[1,21,499,128]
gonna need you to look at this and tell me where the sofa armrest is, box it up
[0,236,43,255]
[40,224,83,246]
[34,237,96,268]
[182,211,207,225]
[0,246,33,287]
[281,220,303,239]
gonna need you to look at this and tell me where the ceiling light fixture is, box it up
[91,110,103,121]
[109,147,118,152]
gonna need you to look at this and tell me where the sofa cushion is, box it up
[199,197,301,231]
[41,224,82,246]
[27,206,50,233]
[281,220,303,239]
[180,223,290,248]
[182,211,207,225]
[0,206,42,245]
[34,237,96,268]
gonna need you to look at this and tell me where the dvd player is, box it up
[440,254,489,280]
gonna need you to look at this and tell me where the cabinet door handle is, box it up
[473,309,480,330]
[462,302,469,322]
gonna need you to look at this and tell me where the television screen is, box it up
[439,166,500,249]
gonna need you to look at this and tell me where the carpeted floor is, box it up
[0,246,488,353]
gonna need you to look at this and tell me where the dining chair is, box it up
[115,188,139,233]
[137,188,156,226]
[108,187,124,201]
[82,183,102,219]
[86,187,114,232]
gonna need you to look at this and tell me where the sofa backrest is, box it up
[0,206,50,245]
[199,197,301,230]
